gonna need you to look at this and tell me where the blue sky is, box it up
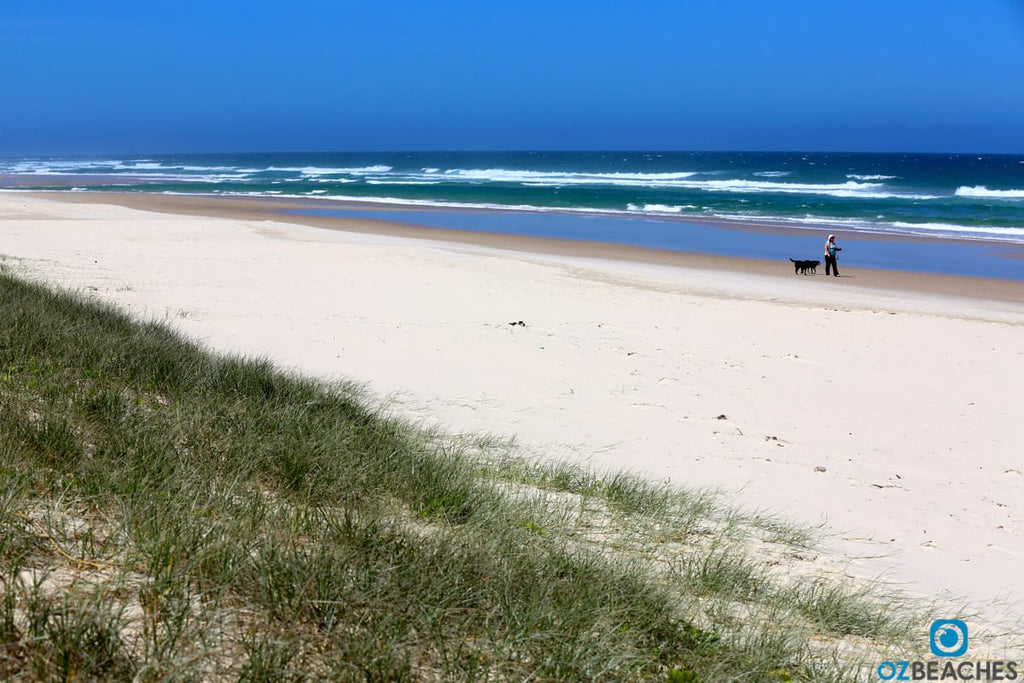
[2,0,1023,154]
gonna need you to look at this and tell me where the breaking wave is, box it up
[955,186,1024,199]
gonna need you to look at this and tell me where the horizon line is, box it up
[4,148,1024,159]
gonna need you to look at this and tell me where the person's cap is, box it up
[828,234,835,239]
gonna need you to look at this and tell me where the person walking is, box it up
[824,234,842,276]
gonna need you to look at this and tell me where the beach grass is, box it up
[0,267,930,681]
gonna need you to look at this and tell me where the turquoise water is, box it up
[2,151,1023,279]
[3,151,1024,243]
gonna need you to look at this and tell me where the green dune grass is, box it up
[0,266,926,681]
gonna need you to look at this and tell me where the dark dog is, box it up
[789,258,821,275]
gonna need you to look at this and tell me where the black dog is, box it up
[789,258,821,275]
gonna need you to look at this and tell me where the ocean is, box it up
[3,151,1024,278]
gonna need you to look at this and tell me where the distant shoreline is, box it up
[3,178,1024,246]
[20,189,1024,304]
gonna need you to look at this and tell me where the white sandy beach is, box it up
[2,193,1023,629]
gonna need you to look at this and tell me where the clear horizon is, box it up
[5,149,1024,159]
[3,1,1024,156]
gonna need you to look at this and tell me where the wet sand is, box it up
[29,190,1024,304]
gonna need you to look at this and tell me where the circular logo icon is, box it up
[930,619,968,657]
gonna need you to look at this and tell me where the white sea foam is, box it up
[11,185,1020,244]
[310,193,672,217]
[890,221,1024,238]
[429,169,936,198]
[307,194,553,213]
[130,173,253,184]
[336,165,393,174]
[788,214,878,227]
[954,186,1024,199]
[111,162,248,174]
[113,162,167,170]
[0,158,262,180]
[699,179,865,195]
[827,189,939,200]
[626,203,696,214]
[746,213,1024,242]
[440,168,700,186]
[689,179,938,200]
[0,161,937,201]
[365,180,442,185]
[847,174,898,181]
[2,160,121,174]
[266,165,393,176]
